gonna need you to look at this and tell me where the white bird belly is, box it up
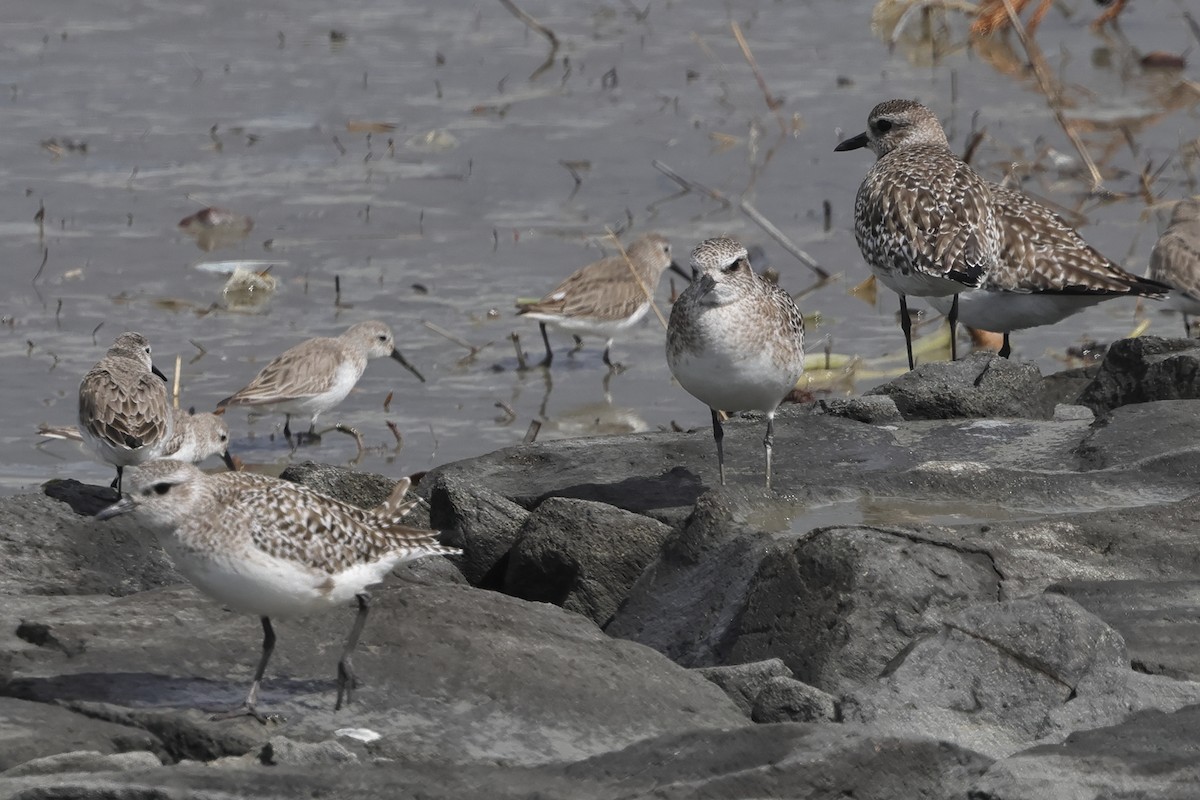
[927,290,1117,332]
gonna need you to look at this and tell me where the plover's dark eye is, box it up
[152,482,171,495]
[875,119,894,133]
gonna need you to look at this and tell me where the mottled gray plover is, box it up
[836,99,999,369]
[517,233,687,370]
[41,408,236,470]
[1147,198,1200,337]
[666,237,805,489]
[218,321,424,443]
[97,459,460,721]
[78,332,173,492]
[926,183,1167,357]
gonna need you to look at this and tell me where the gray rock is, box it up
[2,749,161,777]
[866,351,1054,420]
[0,485,179,597]
[1077,336,1200,414]
[279,461,398,511]
[1073,399,1200,470]
[429,473,530,587]
[751,676,837,723]
[0,698,160,772]
[1,581,744,767]
[693,659,792,716]
[261,736,357,766]
[725,526,1001,692]
[842,594,1200,758]
[820,395,904,424]
[504,497,671,626]
[970,704,1200,799]
[0,723,994,800]
[1047,579,1200,680]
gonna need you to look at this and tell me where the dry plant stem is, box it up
[605,228,668,329]
[999,0,1103,190]
[422,319,479,353]
[652,160,829,279]
[334,424,367,458]
[172,355,182,409]
[511,332,528,370]
[523,419,541,444]
[729,21,786,135]
[497,0,559,81]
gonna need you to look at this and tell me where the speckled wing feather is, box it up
[200,473,455,575]
[988,185,1166,297]
[1149,217,1200,301]
[517,256,648,322]
[78,366,170,450]
[218,338,343,406]
[858,145,993,287]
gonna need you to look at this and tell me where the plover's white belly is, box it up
[877,266,969,299]
[265,360,362,418]
[523,303,650,339]
[78,427,168,468]
[927,290,1115,332]
[669,345,800,414]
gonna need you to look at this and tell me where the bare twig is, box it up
[511,331,528,370]
[523,419,541,444]
[1000,0,1103,190]
[334,423,367,463]
[651,160,730,207]
[385,420,404,450]
[498,0,560,81]
[730,21,785,135]
[172,355,182,409]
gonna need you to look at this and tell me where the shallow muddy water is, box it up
[1,0,1196,493]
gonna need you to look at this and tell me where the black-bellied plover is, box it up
[1147,198,1200,337]
[96,459,460,721]
[41,408,236,470]
[78,332,173,492]
[836,99,999,369]
[926,183,1167,357]
[666,237,805,489]
[217,321,425,443]
[517,233,687,370]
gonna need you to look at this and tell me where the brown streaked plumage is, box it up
[666,237,805,489]
[77,332,172,492]
[516,233,686,370]
[96,459,459,721]
[42,408,236,470]
[1147,198,1200,336]
[217,320,424,442]
[925,183,1168,357]
[836,99,1001,370]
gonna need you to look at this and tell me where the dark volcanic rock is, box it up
[0,485,179,597]
[865,351,1054,420]
[504,497,671,626]
[0,580,744,767]
[0,723,994,800]
[1077,336,1200,414]
[429,473,529,587]
[751,676,837,723]
[0,698,161,772]
[693,658,792,716]
[279,460,397,510]
[970,704,1200,799]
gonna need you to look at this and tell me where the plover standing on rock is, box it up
[517,233,687,370]
[77,332,173,492]
[666,237,805,489]
[97,459,460,722]
[836,99,1000,369]
[218,320,425,444]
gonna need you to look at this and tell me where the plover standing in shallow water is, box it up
[1147,198,1200,337]
[97,459,460,721]
[218,321,425,443]
[41,408,236,470]
[517,233,687,370]
[666,237,805,489]
[836,99,1000,369]
[78,332,173,492]
[925,183,1167,357]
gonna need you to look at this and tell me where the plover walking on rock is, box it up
[217,321,425,443]
[666,237,805,489]
[42,408,236,470]
[97,459,460,721]
[78,332,173,492]
[517,233,687,370]
[926,183,1167,357]
[1147,198,1200,337]
[836,99,1000,369]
